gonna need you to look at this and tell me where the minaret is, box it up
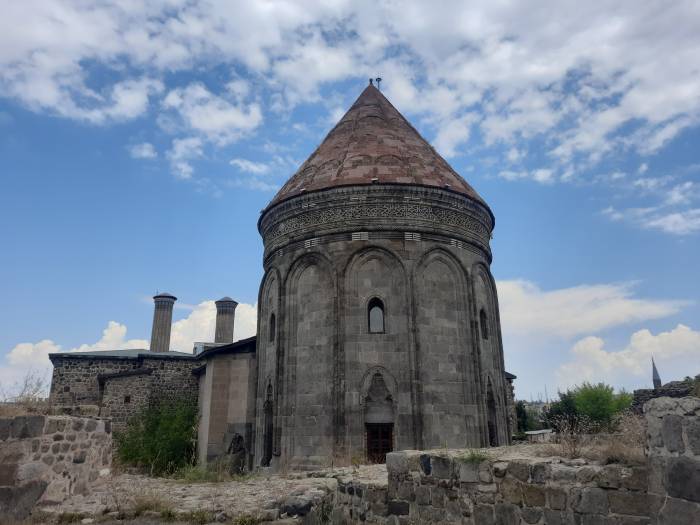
[150,293,176,353]
[214,297,238,343]
[652,357,662,389]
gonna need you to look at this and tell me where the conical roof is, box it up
[268,83,487,208]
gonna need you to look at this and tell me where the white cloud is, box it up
[643,209,700,235]
[0,321,147,396]
[1,300,258,396]
[497,168,555,184]
[1,2,697,165]
[128,142,157,159]
[497,279,693,396]
[497,280,687,340]
[162,83,262,146]
[433,117,473,158]
[603,205,700,235]
[230,158,270,175]
[166,137,203,180]
[555,324,700,390]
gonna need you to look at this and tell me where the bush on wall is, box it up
[115,399,197,476]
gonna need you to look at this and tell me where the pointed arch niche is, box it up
[360,367,397,463]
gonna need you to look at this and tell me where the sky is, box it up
[1,1,699,401]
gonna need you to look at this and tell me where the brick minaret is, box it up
[150,293,176,353]
[214,297,238,343]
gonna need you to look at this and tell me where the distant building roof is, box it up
[197,336,256,359]
[48,349,196,361]
[505,371,517,380]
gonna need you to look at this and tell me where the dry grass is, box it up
[581,411,646,465]
[0,370,50,416]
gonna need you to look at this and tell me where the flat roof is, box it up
[48,349,197,361]
[197,336,256,359]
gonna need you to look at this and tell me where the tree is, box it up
[516,401,530,432]
[544,391,578,424]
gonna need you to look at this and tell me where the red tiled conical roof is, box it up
[268,83,487,207]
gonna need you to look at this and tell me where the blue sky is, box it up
[1,1,699,400]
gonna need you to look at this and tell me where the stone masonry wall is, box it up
[328,396,700,524]
[100,372,153,432]
[632,380,694,414]
[50,355,200,431]
[333,452,650,524]
[0,415,112,521]
[645,396,700,522]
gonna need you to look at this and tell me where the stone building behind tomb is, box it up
[48,82,514,470]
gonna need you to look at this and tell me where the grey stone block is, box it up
[574,488,608,515]
[544,509,565,525]
[608,490,651,516]
[665,456,700,503]
[662,414,685,453]
[431,455,453,479]
[547,486,567,510]
[474,504,495,525]
[686,417,700,455]
[658,497,700,525]
[0,480,48,521]
[387,500,409,516]
[495,503,519,525]
[508,461,529,482]
[0,418,10,441]
[10,416,45,439]
[521,507,543,524]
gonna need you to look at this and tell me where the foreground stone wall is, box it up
[332,452,649,524]
[328,396,700,524]
[645,396,700,522]
[0,415,111,520]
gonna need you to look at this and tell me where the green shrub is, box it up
[545,383,633,431]
[115,398,197,476]
[457,449,489,464]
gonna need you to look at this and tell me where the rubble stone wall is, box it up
[100,372,153,431]
[0,415,112,520]
[49,355,199,431]
[645,396,700,523]
[631,378,696,413]
[328,396,700,524]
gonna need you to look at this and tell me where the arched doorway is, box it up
[261,383,273,466]
[364,372,395,463]
[486,378,498,447]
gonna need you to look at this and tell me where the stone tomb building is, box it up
[49,83,513,470]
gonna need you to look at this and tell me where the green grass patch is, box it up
[456,449,489,464]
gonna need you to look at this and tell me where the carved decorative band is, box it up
[263,202,490,243]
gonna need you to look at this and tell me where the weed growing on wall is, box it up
[115,398,197,476]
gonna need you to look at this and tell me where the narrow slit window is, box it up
[269,313,276,343]
[124,395,131,404]
[368,298,385,333]
[480,309,489,340]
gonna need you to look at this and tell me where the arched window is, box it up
[368,298,385,333]
[269,313,276,343]
[479,309,489,340]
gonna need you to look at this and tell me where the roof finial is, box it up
[375,77,382,90]
[369,78,373,86]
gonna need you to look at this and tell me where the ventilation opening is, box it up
[480,309,489,340]
[124,395,131,404]
[269,313,276,343]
